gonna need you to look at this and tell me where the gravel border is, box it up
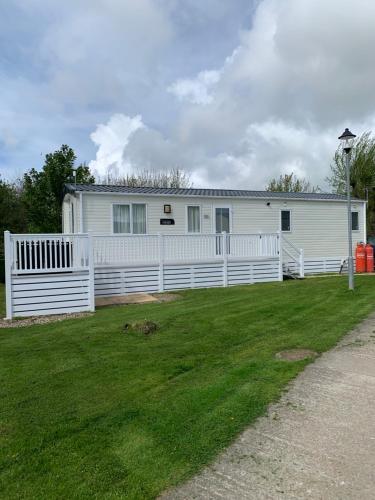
[0,312,93,329]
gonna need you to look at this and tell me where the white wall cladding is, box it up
[74,192,366,260]
[11,271,92,317]
[94,257,280,297]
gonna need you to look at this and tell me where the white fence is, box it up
[284,256,345,275]
[94,259,281,297]
[281,235,304,278]
[4,231,309,318]
[4,231,95,319]
[92,232,282,297]
[92,232,280,266]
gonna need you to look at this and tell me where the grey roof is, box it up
[64,183,363,202]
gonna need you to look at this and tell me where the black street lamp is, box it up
[338,128,356,290]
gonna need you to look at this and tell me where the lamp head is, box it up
[338,128,356,153]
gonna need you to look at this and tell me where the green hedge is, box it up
[0,258,4,283]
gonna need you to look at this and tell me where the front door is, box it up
[215,207,230,254]
[215,207,230,234]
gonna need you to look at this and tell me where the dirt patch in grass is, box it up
[153,293,182,303]
[275,349,317,361]
[123,320,158,335]
[0,312,93,329]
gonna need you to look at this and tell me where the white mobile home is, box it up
[3,184,367,319]
[63,184,366,273]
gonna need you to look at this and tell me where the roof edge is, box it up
[63,183,366,203]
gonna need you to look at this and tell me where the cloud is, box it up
[3,0,375,190]
[160,0,375,188]
[167,70,221,105]
[89,114,144,176]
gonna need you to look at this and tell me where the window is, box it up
[187,206,201,233]
[113,205,130,233]
[281,210,291,232]
[132,204,147,234]
[352,211,359,231]
[113,204,146,234]
[215,207,230,233]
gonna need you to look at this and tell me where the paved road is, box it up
[162,313,375,499]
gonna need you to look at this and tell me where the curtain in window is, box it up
[133,204,147,234]
[113,205,130,233]
[188,206,200,233]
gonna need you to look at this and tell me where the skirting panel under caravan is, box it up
[284,256,346,275]
[94,257,281,297]
[10,271,93,317]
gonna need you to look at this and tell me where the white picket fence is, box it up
[4,231,305,319]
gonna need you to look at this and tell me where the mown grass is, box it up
[1,276,375,499]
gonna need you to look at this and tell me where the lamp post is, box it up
[338,128,356,290]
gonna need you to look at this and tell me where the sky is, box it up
[1,0,375,190]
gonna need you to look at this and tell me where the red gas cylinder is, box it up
[355,243,366,273]
[365,244,374,273]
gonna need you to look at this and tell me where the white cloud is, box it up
[89,114,144,176]
[167,70,221,105]
[160,0,375,188]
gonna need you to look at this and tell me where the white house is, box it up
[63,184,366,271]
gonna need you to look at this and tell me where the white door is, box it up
[215,207,230,233]
[215,207,231,254]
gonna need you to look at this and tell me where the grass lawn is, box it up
[1,277,375,499]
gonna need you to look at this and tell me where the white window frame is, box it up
[186,204,202,234]
[351,210,360,232]
[280,209,292,233]
[111,203,148,234]
[212,205,232,234]
[70,202,75,233]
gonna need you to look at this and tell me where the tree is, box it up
[265,172,320,193]
[98,168,192,189]
[22,145,94,233]
[0,178,27,281]
[327,131,375,236]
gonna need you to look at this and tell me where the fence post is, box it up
[277,231,283,281]
[222,231,228,287]
[4,231,13,319]
[87,231,95,312]
[299,248,305,278]
[159,233,164,292]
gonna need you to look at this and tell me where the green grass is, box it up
[1,277,375,499]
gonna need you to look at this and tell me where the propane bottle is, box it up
[355,243,366,273]
[365,244,374,273]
